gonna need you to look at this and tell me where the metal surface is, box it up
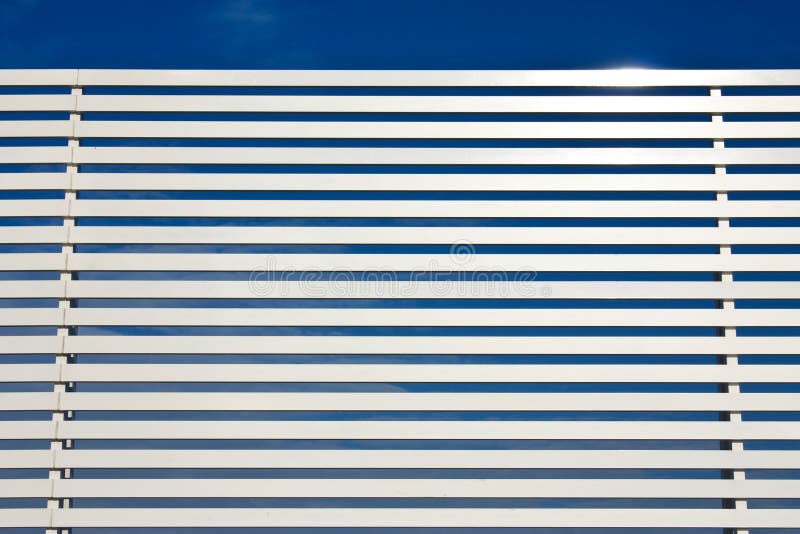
[0,68,799,531]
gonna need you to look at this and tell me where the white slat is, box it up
[72,146,800,165]
[0,364,59,382]
[0,147,70,164]
[68,225,800,245]
[0,280,64,298]
[75,94,800,113]
[0,336,62,354]
[0,173,69,190]
[0,69,77,86]
[54,392,800,411]
[65,253,800,271]
[63,280,800,299]
[42,478,800,499]
[23,419,794,441]
[0,308,62,326]
[0,120,72,137]
[73,120,800,139]
[0,450,52,469]
[51,449,800,469]
[46,507,800,529]
[0,253,65,271]
[61,335,800,355]
[75,68,800,87]
[0,509,49,529]
[0,393,57,411]
[0,200,68,217]
[68,199,800,218]
[0,94,74,111]
[70,173,800,192]
[52,420,800,440]
[57,363,800,383]
[0,421,55,439]
[62,308,800,327]
[0,226,67,244]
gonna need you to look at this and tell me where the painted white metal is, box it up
[67,225,800,244]
[47,449,800,469]
[71,146,800,164]
[42,508,800,529]
[58,308,800,326]
[46,363,800,383]
[63,252,800,271]
[73,68,800,86]
[1,68,800,532]
[72,120,800,139]
[74,94,800,112]
[68,172,800,191]
[60,280,800,299]
[58,335,800,354]
[66,198,800,217]
[48,392,800,411]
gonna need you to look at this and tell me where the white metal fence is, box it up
[1,69,800,532]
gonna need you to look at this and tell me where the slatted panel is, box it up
[1,69,799,533]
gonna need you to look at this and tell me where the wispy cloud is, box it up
[0,0,39,26]
[214,0,275,26]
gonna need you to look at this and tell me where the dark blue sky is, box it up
[1,2,800,530]
[0,0,798,69]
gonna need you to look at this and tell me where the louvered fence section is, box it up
[1,69,800,532]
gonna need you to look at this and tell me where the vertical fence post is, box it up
[46,74,81,534]
[712,86,748,534]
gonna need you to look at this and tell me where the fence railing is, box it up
[1,69,800,532]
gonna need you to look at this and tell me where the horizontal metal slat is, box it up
[63,253,800,272]
[0,226,67,244]
[0,364,59,383]
[0,200,68,217]
[73,120,800,139]
[74,68,800,87]
[0,336,62,354]
[0,280,64,298]
[0,172,70,191]
[0,173,70,190]
[0,146,70,163]
[68,199,800,217]
[0,393,57,411]
[0,450,52,469]
[0,308,61,326]
[55,392,800,412]
[46,507,800,529]
[60,335,800,355]
[0,69,77,86]
[75,94,800,113]
[0,509,50,529]
[63,280,800,299]
[69,225,800,245]
[39,478,800,499]
[0,253,66,271]
[49,420,800,440]
[57,363,800,384]
[61,308,800,327]
[69,173,800,192]
[51,448,800,470]
[0,421,55,439]
[0,94,74,112]
[72,146,800,165]
[0,120,72,138]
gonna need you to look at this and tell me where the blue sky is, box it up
[0,0,798,69]
[2,2,800,532]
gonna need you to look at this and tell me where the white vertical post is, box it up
[711,86,748,534]
[46,84,81,534]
